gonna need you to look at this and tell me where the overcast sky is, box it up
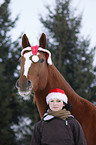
[2,0,95,64]
[9,0,96,46]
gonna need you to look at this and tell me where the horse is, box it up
[16,33,96,145]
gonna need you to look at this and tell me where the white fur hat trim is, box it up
[21,47,52,65]
[38,47,52,65]
[46,92,68,104]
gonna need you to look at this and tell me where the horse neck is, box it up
[35,64,80,117]
[47,64,80,102]
[47,65,96,119]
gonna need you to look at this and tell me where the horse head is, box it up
[16,33,52,97]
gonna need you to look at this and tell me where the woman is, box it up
[31,88,87,145]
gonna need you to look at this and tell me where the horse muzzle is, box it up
[16,79,32,97]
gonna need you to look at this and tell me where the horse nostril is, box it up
[16,79,31,91]
[16,80,20,88]
[27,80,31,88]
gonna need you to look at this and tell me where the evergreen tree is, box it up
[40,0,96,102]
[0,1,40,144]
[0,0,21,144]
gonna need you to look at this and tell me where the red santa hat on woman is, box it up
[46,88,68,104]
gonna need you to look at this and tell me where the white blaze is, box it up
[23,52,40,77]
[23,52,33,77]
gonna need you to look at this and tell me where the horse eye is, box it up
[39,58,44,63]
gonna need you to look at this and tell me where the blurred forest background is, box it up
[0,0,96,144]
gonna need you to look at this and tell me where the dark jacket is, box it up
[31,116,87,145]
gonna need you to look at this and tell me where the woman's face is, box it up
[49,98,64,111]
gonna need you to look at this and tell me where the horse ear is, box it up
[39,33,46,49]
[22,34,31,48]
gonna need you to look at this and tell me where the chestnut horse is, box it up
[16,33,96,145]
